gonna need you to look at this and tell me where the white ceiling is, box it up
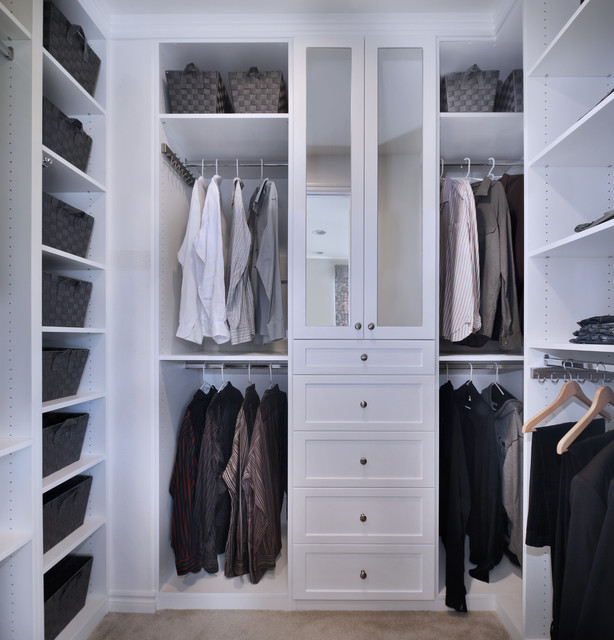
[102,0,509,17]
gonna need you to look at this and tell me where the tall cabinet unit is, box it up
[155,40,291,609]
[523,0,614,637]
[40,1,109,638]
[0,2,36,638]
[291,35,438,605]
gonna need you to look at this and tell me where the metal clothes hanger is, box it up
[463,157,481,183]
[557,385,614,453]
[200,363,211,392]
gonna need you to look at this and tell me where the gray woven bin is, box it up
[43,97,92,172]
[44,554,93,640]
[43,474,92,552]
[228,66,288,113]
[495,69,523,112]
[42,348,89,402]
[42,412,89,478]
[43,272,92,328]
[166,63,233,113]
[43,193,94,258]
[43,0,101,97]
[441,64,499,112]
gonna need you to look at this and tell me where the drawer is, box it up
[293,544,435,600]
[292,340,435,375]
[293,431,435,487]
[293,375,435,431]
[293,488,435,544]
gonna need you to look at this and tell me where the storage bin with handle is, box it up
[42,347,89,402]
[441,64,499,112]
[43,97,92,172]
[42,272,93,328]
[228,66,288,113]
[42,192,94,258]
[165,63,233,113]
[42,412,89,478]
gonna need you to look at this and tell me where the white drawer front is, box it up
[293,340,435,375]
[294,488,435,544]
[293,544,435,600]
[293,431,435,487]
[293,375,435,431]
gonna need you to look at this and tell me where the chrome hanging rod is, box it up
[184,362,287,370]
[161,143,195,187]
[0,40,14,61]
[439,361,523,372]
[530,354,614,383]
[184,159,288,169]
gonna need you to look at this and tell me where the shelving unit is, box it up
[523,0,614,638]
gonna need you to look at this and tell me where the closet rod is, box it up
[161,143,195,187]
[184,362,287,370]
[184,159,288,169]
[542,353,614,374]
[530,354,614,382]
[0,40,14,61]
[441,159,523,167]
[439,361,523,372]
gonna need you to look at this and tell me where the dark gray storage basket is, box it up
[42,348,89,402]
[43,272,92,328]
[495,68,523,112]
[43,193,94,258]
[441,64,499,112]
[43,474,92,552]
[165,63,233,113]
[43,1,101,96]
[44,554,93,640]
[228,66,288,113]
[42,412,89,478]
[43,97,92,172]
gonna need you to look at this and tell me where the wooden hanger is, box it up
[557,385,614,454]
[522,379,611,434]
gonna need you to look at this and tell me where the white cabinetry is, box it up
[291,34,437,605]
[524,0,614,637]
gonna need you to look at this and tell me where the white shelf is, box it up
[43,517,105,573]
[0,531,31,563]
[43,391,106,413]
[529,342,614,354]
[161,353,289,363]
[0,3,30,40]
[43,246,105,271]
[0,437,31,458]
[43,455,105,493]
[160,114,289,162]
[528,0,614,78]
[42,147,106,194]
[439,113,523,164]
[528,90,614,167]
[529,219,614,259]
[43,51,105,117]
[439,354,524,363]
[43,327,106,335]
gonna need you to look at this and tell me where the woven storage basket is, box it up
[43,1,101,96]
[43,474,92,552]
[44,554,93,640]
[42,348,89,402]
[42,412,89,478]
[165,63,233,114]
[228,66,288,113]
[441,64,499,112]
[43,97,92,172]
[43,193,94,258]
[43,272,92,328]
[495,68,523,112]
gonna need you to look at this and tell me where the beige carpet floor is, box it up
[88,609,512,640]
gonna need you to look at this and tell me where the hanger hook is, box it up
[221,362,225,384]
[215,158,219,175]
[202,362,206,385]
[597,362,607,383]
[269,363,273,385]
[248,363,252,384]
[495,362,500,384]
[260,159,264,180]
[488,157,496,178]
[464,157,471,180]
[236,158,239,177]
[468,362,473,381]
[201,159,205,178]
[440,157,445,179]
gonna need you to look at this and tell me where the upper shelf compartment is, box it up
[529,0,614,77]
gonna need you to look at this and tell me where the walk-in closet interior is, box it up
[1,0,613,638]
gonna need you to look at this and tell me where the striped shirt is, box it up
[440,177,482,342]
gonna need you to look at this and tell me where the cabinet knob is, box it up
[360,513,367,523]
[367,322,375,330]
[360,457,367,466]
[360,570,367,580]
[355,322,362,330]
[360,353,368,361]
[360,400,367,408]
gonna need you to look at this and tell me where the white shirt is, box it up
[226,177,255,345]
[440,177,481,342]
[176,176,207,344]
[194,175,230,344]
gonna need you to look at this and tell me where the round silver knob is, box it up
[368,322,375,330]
[360,457,367,466]
[360,570,367,580]
[360,513,367,523]
[360,353,368,361]
[360,400,367,408]
[355,322,362,330]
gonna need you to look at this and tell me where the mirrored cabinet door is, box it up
[364,37,435,340]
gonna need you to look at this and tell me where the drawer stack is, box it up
[292,340,436,601]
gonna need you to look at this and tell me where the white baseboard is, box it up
[108,590,158,614]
